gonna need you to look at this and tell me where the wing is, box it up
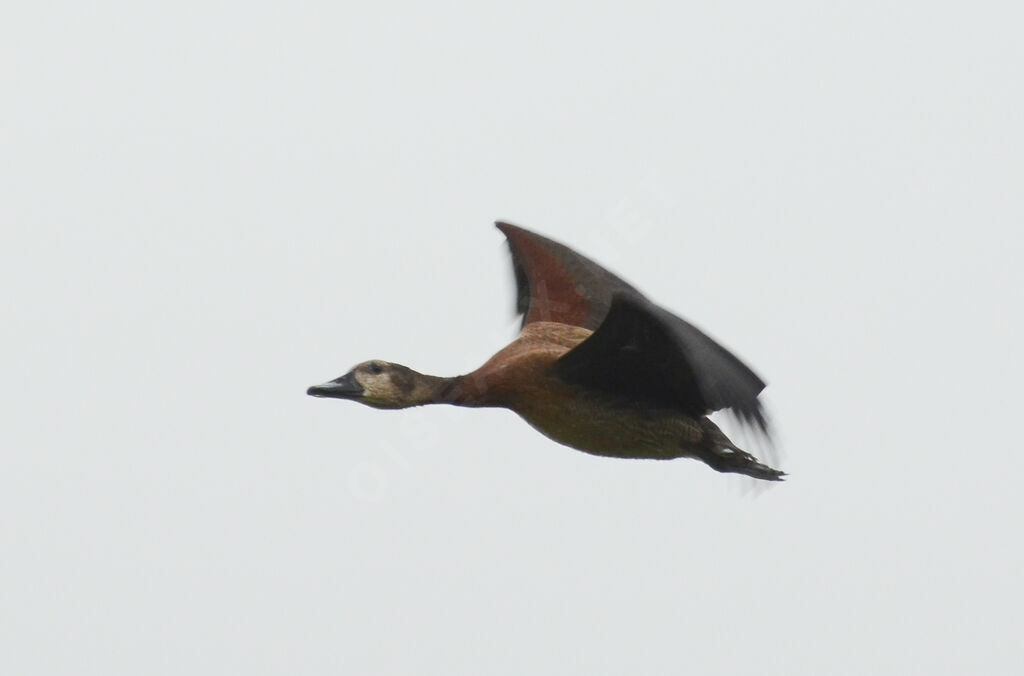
[553,292,770,433]
[496,221,641,330]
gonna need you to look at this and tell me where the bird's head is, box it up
[307,360,436,409]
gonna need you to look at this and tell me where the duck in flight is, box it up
[308,222,784,481]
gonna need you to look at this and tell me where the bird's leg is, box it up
[702,446,787,481]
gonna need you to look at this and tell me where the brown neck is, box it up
[422,374,498,408]
[405,374,461,406]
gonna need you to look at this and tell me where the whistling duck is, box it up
[308,222,784,480]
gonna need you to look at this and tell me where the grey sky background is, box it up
[3,2,1022,674]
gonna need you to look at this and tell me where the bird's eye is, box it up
[367,362,384,375]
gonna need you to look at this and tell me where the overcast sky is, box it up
[3,2,1022,674]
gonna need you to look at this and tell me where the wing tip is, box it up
[495,220,520,236]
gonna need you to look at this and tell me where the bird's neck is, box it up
[413,373,497,408]
[403,374,458,406]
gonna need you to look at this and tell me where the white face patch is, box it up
[353,361,403,407]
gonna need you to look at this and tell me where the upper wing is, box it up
[496,222,640,330]
[552,292,769,432]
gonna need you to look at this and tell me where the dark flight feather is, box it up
[553,292,770,434]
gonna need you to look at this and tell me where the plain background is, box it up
[3,2,1022,674]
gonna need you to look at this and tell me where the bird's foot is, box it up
[707,446,786,482]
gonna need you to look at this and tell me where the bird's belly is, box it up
[514,398,703,460]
